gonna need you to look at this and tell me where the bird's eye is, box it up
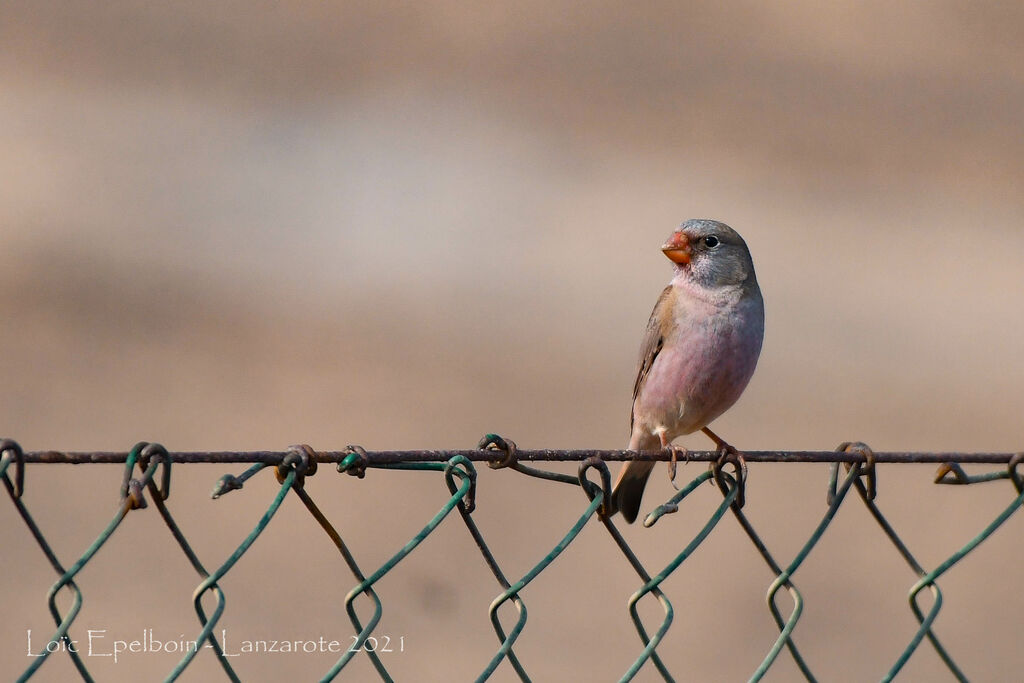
[703,235,720,248]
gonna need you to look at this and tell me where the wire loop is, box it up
[0,438,25,498]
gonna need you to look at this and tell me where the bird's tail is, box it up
[610,432,660,524]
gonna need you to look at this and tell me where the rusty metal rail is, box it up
[19,448,1021,465]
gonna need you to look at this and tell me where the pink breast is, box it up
[636,297,763,439]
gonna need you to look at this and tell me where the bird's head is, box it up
[662,219,756,289]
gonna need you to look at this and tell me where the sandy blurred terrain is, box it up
[2,2,1023,681]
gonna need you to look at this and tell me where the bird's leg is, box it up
[701,426,731,452]
[702,426,744,473]
[661,432,688,491]
[702,426,741,462]
[702,426,747,505]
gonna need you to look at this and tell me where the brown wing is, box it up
[630,285,675,433]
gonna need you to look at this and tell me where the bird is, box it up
[611,219,764,523]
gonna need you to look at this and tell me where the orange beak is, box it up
[661,231,691,264]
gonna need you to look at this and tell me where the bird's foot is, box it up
[709,441,747,509]
[665,444,689,490]
[712,443,744,473]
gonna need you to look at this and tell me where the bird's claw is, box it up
[710,442,747,509]
[666,444,689,490]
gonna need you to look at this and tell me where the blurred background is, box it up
[2,2,1023,680]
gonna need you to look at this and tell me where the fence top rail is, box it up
[14,449,1022,465]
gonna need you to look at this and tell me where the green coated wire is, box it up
[847,476,966,681]
[290,485,393,681]
[2,452,94,682]
[748,463,862,682]
[884,472,1024,681]
[165,463,296,681]
[440,459,531,681]
[18,445,160,682]
[478,490,604,681]
[135,443,242,683]
[478,451,676,680]
[620,470,738,682]
[321,458,474,681]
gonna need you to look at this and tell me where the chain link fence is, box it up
[3,436,1022,682]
